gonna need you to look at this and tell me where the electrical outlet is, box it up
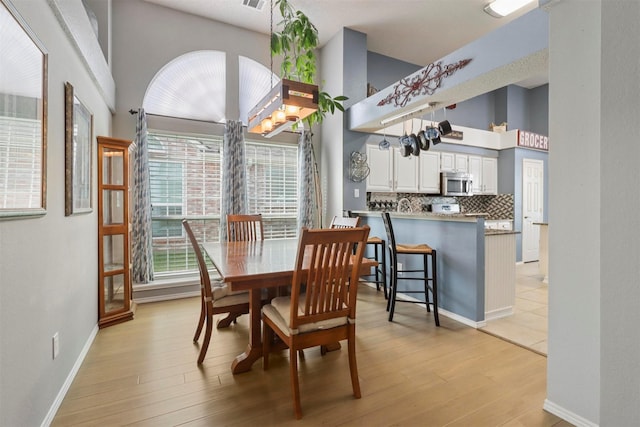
[52,333,59,359]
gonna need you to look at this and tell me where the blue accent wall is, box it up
[359,214,486,322]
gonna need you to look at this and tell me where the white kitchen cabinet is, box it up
[394,152,419,192]
[468,155,482,193]
[482,157,498,195]
[365,145,418,192]
[440,152,468,172]
[467,155,498,195]
[485,220,513,230]
[440,152,455,171]
[419,151,441,193]
[366,144,393,191]
[455,154,469,172]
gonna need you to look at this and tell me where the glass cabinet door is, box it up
[97,136,134,328]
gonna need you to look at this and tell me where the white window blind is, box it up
[148,132,222,275]
[0,116,42,210]
[245,140,299,239]
[147,131,298,277]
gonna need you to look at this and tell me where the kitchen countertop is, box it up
[352,210,519,235]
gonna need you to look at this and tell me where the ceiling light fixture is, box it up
[483,0,536,18]
[247,0,319,137]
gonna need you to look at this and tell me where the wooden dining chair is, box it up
[227,214,264,241]
[183,219,251,364]
[329,215,361,228]
[262,225,371,419]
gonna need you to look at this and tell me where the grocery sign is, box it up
[518,130,548,151]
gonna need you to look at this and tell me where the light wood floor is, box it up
[481,262,548,356]
[52,284,571,426]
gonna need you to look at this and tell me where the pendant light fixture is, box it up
[247,0,319,137]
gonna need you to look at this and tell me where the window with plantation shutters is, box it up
[0,116,43,211]
[245,140,298,239]
[147,130,298,277]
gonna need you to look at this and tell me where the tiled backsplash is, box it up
[367,192,514,220]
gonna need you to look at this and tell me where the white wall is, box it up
[599,1,640,425]
[546,0,601,424]
[318,28,345,226]
[0,1,112,425]
[111,0,272,140]
[546,0,640,425]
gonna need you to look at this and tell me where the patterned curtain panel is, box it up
[132,108,154,283]
[297,130,316,232]
[220,120,248,241]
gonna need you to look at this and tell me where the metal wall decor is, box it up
[377,58,472,108]
[349,151,370,182]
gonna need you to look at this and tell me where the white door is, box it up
[522,158,544,262]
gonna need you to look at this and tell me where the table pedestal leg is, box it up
[231,288,263,374]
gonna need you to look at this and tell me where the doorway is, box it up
[522,158,544,262]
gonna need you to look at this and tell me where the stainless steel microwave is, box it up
[441,172,473,196]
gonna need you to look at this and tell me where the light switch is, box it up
[354,189,360,198]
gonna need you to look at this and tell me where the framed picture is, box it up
[0,0,48,219]
[65,82,93,215]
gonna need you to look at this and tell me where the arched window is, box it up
[141,51,298,278]
[143,50,226,122]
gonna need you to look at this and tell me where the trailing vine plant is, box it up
[270,0,347,128]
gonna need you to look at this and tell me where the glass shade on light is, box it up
[271,109,286,124]
[261,118,273,133]
[285,104,300,120]
[484,0,536,17]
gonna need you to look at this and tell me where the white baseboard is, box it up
[485,306,514,321]
[543,399,599,427]
[41,324,99,427]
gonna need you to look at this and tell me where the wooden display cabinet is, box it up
[97,136,134,328]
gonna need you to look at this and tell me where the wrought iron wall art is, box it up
[349,151,370,182]
[377,58,472,108]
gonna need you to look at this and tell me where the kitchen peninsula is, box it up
[354,210,517,326]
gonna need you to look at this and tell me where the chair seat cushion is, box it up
[262,295,348,336]
[396,243,433,254]
[367,236,384,244]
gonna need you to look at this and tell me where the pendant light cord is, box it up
[270,0,274,89]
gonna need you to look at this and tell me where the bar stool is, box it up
[382,212,439,326]
[345,212,387,298]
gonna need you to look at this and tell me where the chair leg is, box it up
[381,241,388,300]
[388,262,398,322]
[290,345,303,419]
[432,250,440,327]
[193,295,205,342]
[262,320,272,370]
[347,324,361,399]
[373,243,380,292]
[197,306,213,365]
[216,311,242,328]
[424,253,431,313]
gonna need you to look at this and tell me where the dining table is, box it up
[202,237,378,374]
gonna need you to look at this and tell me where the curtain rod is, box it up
[128,110,227,126]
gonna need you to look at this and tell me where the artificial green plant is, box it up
[270,0,347,128]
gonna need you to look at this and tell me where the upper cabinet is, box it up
[419,151,440,193]
[394,152,419,192]
[366,144,394,191]
[440,152,469,172]
[365,145,497,195]
[365,145,420,193]
[469,155,497,195]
